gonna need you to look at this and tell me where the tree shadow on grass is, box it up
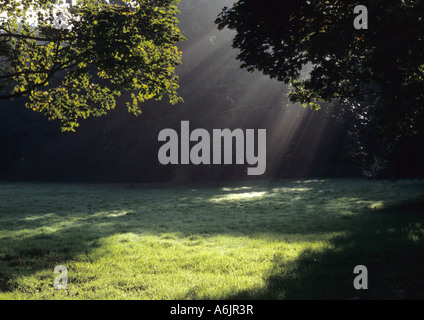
[0,180,423,299]
[226,200,424,300]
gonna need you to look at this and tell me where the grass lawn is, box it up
[0,178,423,300]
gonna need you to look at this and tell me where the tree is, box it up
[216,0,424,177]
[0,0,184,131]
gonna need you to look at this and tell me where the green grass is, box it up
[0,178,424,300]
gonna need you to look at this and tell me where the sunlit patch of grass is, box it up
[0,179,423,299]
[209,191,268,202]
[369,201,385,210]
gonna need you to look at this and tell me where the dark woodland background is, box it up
[1,0,422,183]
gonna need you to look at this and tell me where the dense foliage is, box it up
[0,0,184,131]
[216,0,424,177]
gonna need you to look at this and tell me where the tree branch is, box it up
[0,61,79,100]
[0,32,78,43]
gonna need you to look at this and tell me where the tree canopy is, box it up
[0,0,184,131]
[216,0,424,177]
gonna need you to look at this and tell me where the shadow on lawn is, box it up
[226,200,424,300]
[0,180,424,299]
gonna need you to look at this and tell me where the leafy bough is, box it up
[0,0,184,131]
